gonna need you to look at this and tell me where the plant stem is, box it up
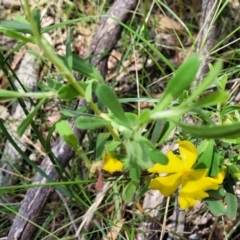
[23,0,121,142]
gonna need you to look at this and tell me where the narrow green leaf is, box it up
[179,122,240,139]
[57,82,87,99]
[57,54,104,83]
[216,74,228,90]
[196,140,219,177]
[191,91,228,109]
[151,120,166,144]
[151,91,228,119]
[95,84,129,124]
[155,56,200,111]
[17,98,45,136]
[219,74,228,90]
[75,116,109,130]
[138,109,151,125]
[158,120,177,144]
[0,29,34,43]
[38,78,63,92]
[105,141,121,152]
[1,20,32,34]
[195,139,214,169]
[224,178,238,219]
[85,80,96,102]
[0,119,57,183]
[65,27,74,71]
[60,107,87,117]
[55,120,78,149]
[33,9,41,34]
[122,181,137,203]
[183,60,223,105]
[96,133,110,161]
[210,146,220,177]
[225,191,237,219]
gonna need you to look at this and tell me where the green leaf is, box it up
[57,84,79,99]
[96,133,110,161]
[138,141,153,169]
[224,178,237,219]
[1,20,32,34]
[155,56,200,111]
[151,91,228,119]
[75,116,109,130]
[126,140,152,169]
[207,187,225,199]
[138,109,151,125]
[95,84,129,125]
[225,191,237,219]
[105,141,121,152]
[228,164,239,177]
[205,198,226,216]
[0,28,34,43]
[122,181,138,203]
[225,105,240,115]
[136,181,149,201]
[178,122,240,139]
[65,27,74,71]
[183,60,223,105]
[38,78,63,92]
[216,74,228,90]
[33,9,41,34]
[195,139,214,170]
[196,140,219,177]
[85,80,97,102]
[148,149,168,165]
[13,15,28,24]
[158,120,177,144]
[57,54,104,83]
[191,91,228,109]
[57,82,87,99]
[56,120,79,149]
[17,98,45,136]
[151,119,166,144]
[210,146,220,176]
[125,112,138,128]
[60,107,87,117]
[130,164,140,181]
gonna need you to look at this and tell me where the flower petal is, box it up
[102,155,123,173]
[178,140,198,169]
[184,169,220,193]
[209,171,225,185]
[148,151,183,173]
[179,169,224,209]
[149,172,182,196]
[179,191,209,209]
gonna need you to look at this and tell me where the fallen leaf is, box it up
[158,14,183,32]
[102,219,125,240]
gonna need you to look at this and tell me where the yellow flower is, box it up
[148,140,225,209]
[102,155,123,174]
